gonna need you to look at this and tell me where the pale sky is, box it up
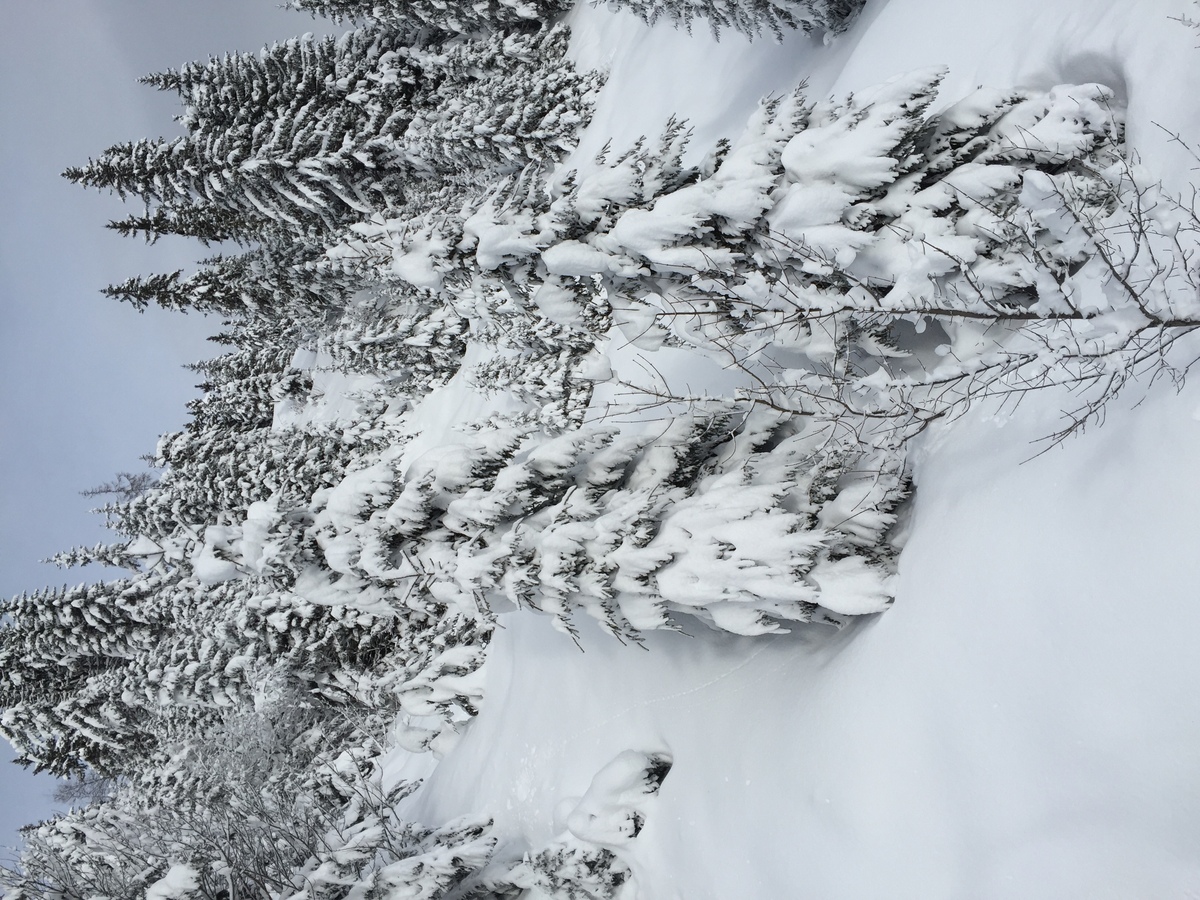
[0,0,333,857]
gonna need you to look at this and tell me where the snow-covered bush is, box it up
[0,695,497,900]
[508,842,630,899]
[502,750,673,899]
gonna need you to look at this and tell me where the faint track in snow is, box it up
[554,635,796,746]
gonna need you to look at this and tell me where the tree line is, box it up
[6,0,1199,897]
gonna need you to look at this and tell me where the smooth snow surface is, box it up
[400,1,1200,895]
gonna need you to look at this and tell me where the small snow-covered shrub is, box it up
[0,696,497,900]
[503,750,673,899]
[510,843,630,900]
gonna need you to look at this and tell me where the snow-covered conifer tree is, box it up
[610,0,866,40]
[65,26,422,244]
[402,25,604,181]
[289,0,572,35]
[0,578,166,775]
[101,245,345,320]
[20,0,1200,886]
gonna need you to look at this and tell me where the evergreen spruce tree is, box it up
[609,0,867,40]
[289,0,573,35]
[65,26,423,245]
[403,25,604,180]
[0,578,166,775]
[100,242,346,320]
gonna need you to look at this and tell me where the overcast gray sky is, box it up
[0,0,333,857]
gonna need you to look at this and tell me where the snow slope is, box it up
[399,1,1200,895]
